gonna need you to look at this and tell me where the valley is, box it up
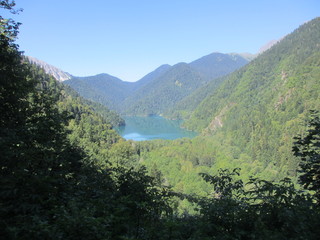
[2,0,320,237]
[61,17,320,195]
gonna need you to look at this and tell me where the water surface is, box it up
[117,116,197,141]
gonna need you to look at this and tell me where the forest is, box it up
[1,1,320,239]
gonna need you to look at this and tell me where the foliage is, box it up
[293,110,320,202]
[196,171,320,240]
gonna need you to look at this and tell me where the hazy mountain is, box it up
[134,64,172,89]
[64,73,135,110]
[26,56,72,81]
[63,51,250,115]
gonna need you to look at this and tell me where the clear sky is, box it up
[4,0,320,82]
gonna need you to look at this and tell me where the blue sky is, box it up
[5,0,320,82]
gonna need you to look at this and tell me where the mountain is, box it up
[161,53,249,119]
[183,17,320,177]
[26,56,72,81]
[122,53,249,116]
[122,62,205,115]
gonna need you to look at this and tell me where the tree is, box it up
[293,110,320,202]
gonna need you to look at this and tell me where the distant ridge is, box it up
[134,64,171,89]
[26,56,72,81]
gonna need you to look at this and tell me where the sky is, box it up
[2,0,319,82]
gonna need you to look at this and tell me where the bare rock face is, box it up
[27,56,72,81]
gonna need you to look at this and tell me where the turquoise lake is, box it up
[116,116,198,141]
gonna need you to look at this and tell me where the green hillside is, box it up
[23,63,125,163]
[182,17,320,176]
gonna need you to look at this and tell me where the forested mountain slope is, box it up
[65,73,136,110]
[164,74,227,119]
[25,58,125,127]
[121,63,205,115]
[183,17,320,176]
[25,62,124,162]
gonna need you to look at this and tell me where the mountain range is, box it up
[63,52,251,116]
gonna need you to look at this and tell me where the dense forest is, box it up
[1,1,320,239]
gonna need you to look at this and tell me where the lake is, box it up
[116,116,198,141]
